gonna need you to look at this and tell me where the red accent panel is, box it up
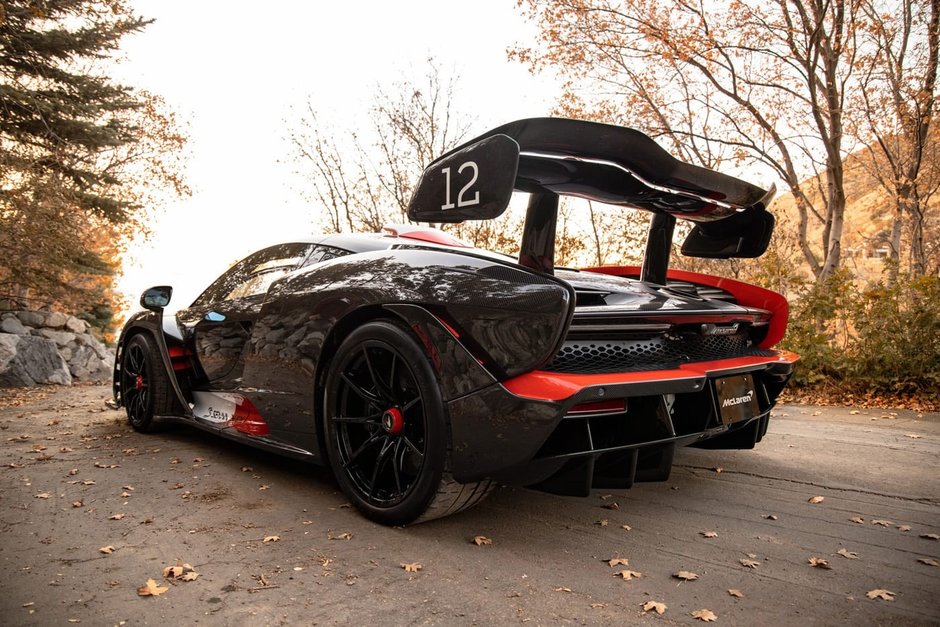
[581,265,789,348]
[568,399,627,414]
[504,351,799,402]
[230,397,270,436]
[383,224,472,248]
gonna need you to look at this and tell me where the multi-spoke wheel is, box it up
[324,320,494,525]
[121,334,170,433]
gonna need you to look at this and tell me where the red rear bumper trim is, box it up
[503,351,799,402]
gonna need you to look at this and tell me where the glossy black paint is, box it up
[113,232,794,489]
[641,213,676,285]
[518,192,559,274]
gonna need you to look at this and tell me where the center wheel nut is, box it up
[381,407,404,435]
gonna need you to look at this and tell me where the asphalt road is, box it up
[0,384,937,626]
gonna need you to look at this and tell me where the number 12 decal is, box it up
[441,161,480,210]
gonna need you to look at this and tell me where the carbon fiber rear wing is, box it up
[405,118,776,277]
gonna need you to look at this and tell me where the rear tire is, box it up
[323,320,493,525]
[120,334,171,433]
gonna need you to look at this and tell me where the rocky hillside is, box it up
[0,310,112,387]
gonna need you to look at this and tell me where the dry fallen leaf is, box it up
[872,520,893,527]
[163,562,199,581]
[763,514,778,520]
[713,467,723,473]
[674,570,699,581]
[595,519,608,527]
[262,535,280,543]
[920,533,940,541]
[109,513,125,520]
[692,608,718,622]
[728,589,744,598]
[35,492,50,499]
[808,496,825,504]
[700,531,718,538]
[850,516,865,524]
[621,524,632,531]
[606,558,629,567]
[258,485,270,491]
[554,586,572,592]
[837,548,859,559]
[137,578,168,597]
[613,569,642,580]
[808,557,831,569]
[602,502,620,510]
[905,433,922,439]
[642,601,667,614]
[917,558,939,566]
[590,603,607,609]
[739,558,760,569]
[472,536,492,546]
[849,410,860,415]
[401,562,422,573]
[866,589,895,601]
[71,500,83,508]
[99,546,115,554]
[330,532,352,541]
[897,525,912,532]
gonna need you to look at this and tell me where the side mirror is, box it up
[140,286,173,311]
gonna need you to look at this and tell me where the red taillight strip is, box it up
[504,351,799,402]
[580,265,789,348]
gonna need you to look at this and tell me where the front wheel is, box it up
[323,320,493,525]
[120,334,171,433]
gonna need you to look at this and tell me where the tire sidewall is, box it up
[323,320,447,526]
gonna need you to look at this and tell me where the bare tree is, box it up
[513,0,868,282]
[289,60,474,233]
[854,0,939,276]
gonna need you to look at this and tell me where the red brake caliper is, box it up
[382,407,404,435]
[135,375,145,391]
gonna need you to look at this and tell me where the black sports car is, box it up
[113,118,798,525]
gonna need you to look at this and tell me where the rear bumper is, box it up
[446,351,797,490]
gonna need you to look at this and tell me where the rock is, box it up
[65,316,87,334]
[38,328,77,347]
[0,335,72,386]
[68,345,111,382]
[1,316,28,335]
[45,312,68,328]
[16,311,45,327]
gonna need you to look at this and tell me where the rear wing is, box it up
[405,118,776,278]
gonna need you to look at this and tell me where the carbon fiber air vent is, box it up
[545,334,776,374]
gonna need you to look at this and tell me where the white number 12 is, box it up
[441,161,480,210]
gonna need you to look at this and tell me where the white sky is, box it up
[113,0,560,313]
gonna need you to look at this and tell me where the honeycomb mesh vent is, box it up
[545,334,775,374]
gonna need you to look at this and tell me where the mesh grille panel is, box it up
[545,334,776,374]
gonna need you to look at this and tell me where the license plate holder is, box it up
[714,374,759,425]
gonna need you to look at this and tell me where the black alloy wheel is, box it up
[121,334,169,432]
[324,321,446,525]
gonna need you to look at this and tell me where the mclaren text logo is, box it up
[702,323,739,336]
[721,391,754,408]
